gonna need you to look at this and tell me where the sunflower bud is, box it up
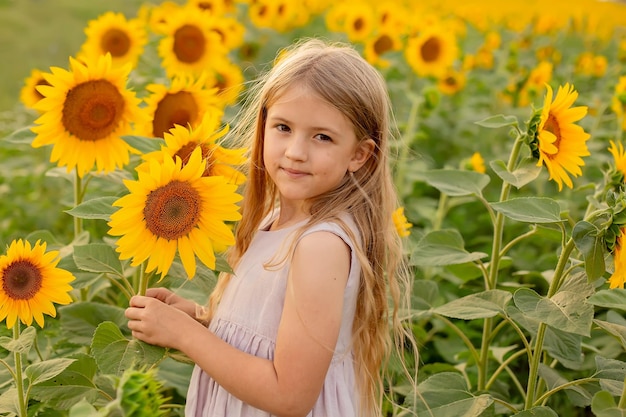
[116,369,167,417]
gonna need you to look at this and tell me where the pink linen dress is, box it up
[185,213,362,417]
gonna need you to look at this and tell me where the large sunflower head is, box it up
[19,68,50,111]
[108,147,242,279]
[532,83,591,191]
[31,54,146,177]
[404,24,458,78]
[139,113,247,185]
[78,11,148,69]
[157,6,229,78]
[0,239,75,329]
[137,75,224,139]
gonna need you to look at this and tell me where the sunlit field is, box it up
[1,0,626,416]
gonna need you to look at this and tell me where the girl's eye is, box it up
[315,133,332,142]
[276,124,290,132]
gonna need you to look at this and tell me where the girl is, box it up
[125,38,416,417]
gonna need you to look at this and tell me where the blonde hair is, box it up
[207,38,416,415]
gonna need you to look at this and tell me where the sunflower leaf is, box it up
[474,114,518,129]
[0,326,36,354]
[490,197,562,223]
[2,125,36,144]
[122,135,165,154]
[420,169,490,197]
[410,229,488,266]
[26,358,76,386]
[490,158,542,189]
[91,321,166,376]
[573,220,608,281]
[73,243,123,276]
[65,196,118,220]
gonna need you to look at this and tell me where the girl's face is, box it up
[263,85,372,213]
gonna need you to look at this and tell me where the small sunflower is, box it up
[363,30,402,68]
[157,6,229,78]
[343,2,375,42]
[248,0,307,32]
[437,68,466,95]
[392,207,412,238]
[534,83,590,191]
[140,113,247,185]
[78,11,147,69]
[611,76,626,131]
[108,147,242,278]
[206,58,245,106]
[31,54,145,177]
[0,239,75,329]
[469,152,486,173]
[405,25,458,78]
[137,75,224,139]
[19,68,50,111]
[609,228,626,289]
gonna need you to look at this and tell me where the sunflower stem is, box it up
[138,261,149,296]
[13,324,28,417]
[73,170,84,237]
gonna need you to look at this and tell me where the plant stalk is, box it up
[13,324,27,417]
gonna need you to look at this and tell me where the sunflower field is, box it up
[2,0,626,416]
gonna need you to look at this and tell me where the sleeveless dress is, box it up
[185,213,362,417]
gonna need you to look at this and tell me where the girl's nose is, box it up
[284,135,307,161]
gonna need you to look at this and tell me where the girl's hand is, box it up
[125,295,201,349]
[144,287,197,318]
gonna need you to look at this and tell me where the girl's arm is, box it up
[125,230,351,417]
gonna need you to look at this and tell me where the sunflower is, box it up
[609,228,626,289]
[611,76,626,131]
[363,30,402,68]
[139,113,247,185]
[469,152,486,173]
[342,2,375,42]
[206,15,246,50]
[108,147,242,278]
[0,239,74,329]
[392,207,412,238]
[437,68,466,95]
[534,83,590,191]
[206,58,245,106]
[405,24,458,78]
[31,54,145,177]
[19,68,50,111]
[78,11,147,69]
[248,0,307,32]
[137,75,224,139]
[157,5,229,78]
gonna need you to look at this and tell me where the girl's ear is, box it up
[348,138,376,173]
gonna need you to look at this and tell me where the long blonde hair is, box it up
[207,38,416,415]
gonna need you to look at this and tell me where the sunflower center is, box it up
[101,28,131,57]
[544,114,562,157]
[173,24,206,64]
[421,37,441,62]
[62,79,125,141]
[374,34,393,55]
[152,92,199,138]
[144,180,202,240]
[175,143,214,176]
[2,260,43,300]
[353,18,364,32]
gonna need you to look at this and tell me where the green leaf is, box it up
[73,243,123,275]
[410,229,488,266]
[511,407,559,417]
[573,221,607,281]
[416,372,494,416]
[59,302,128,345]
[490,197,562,223]
[65,196,118,220]
[475,114,518,128]
[91,321,167,376]
[3,125,36,144]
[434,290,511,320]
[588,289,626,311]
[69,400,99,417]
[594,320,626,351]
[0,325,36,354]
[0,387,19,415]
[595,356,626,396]
[421,169,490,197]
[122,135,164,154]
[29,353,100,410]
[26,358,76,386]
[513,288,593,336]
[538,364,592,406]
[490,158,542,189]
[543,327,583,369]
[591,391,626,417]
